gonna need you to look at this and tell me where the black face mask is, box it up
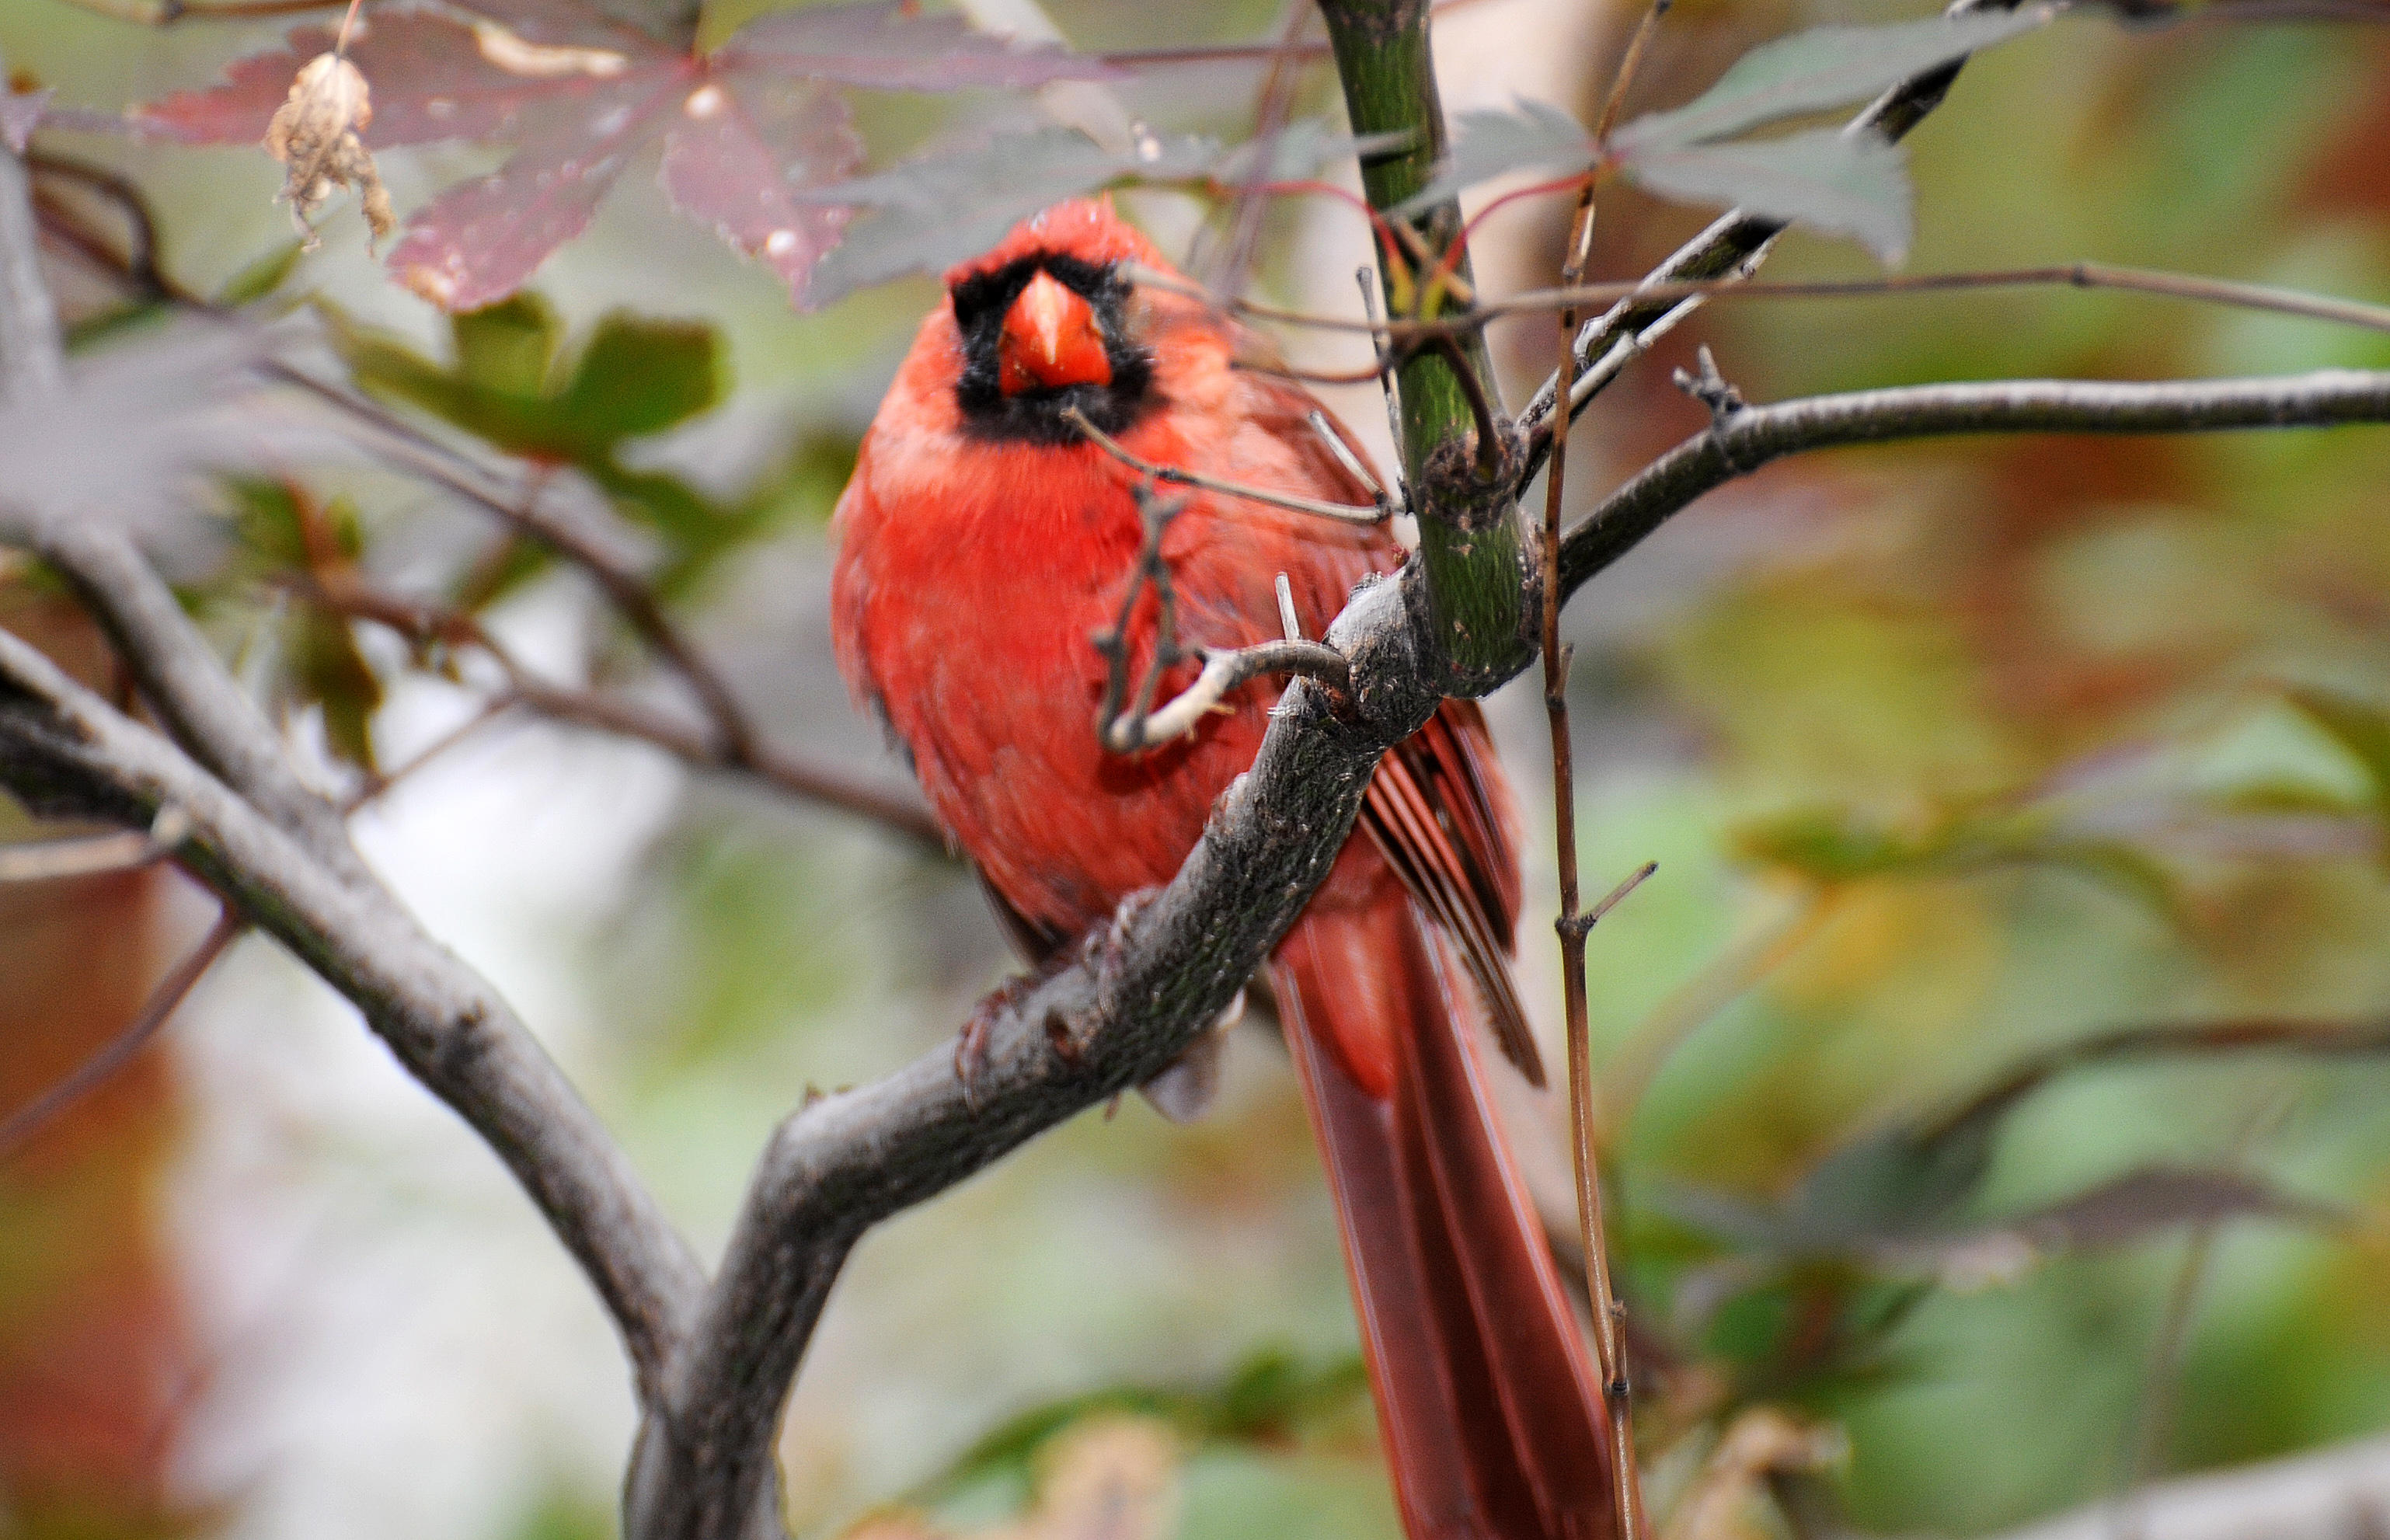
[949,253,1158,446]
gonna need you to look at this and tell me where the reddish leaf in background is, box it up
[715,2,1131,90]
[660,82,859,297]
[387,78,682,312]
[129,0,1125,311]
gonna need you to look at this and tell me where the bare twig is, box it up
[0,908,245,1161]
[1591,0,1671,145]
[1559,368,2390,605]
[287,570,945,844]
[1061,404,1385,523]
[1134,257,2390,350]
[1538,156,1650,1540]
[27,154,166,299]
[1357,267,1408,494]
[1103,639,1352,753]
[1204,0,1318,298]
[1089,484,1188,754]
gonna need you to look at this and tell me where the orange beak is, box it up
[998,270,1113,395]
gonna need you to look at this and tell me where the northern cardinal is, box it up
[832,199,1613,1539]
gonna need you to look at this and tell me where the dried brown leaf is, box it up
[263,52,393,252]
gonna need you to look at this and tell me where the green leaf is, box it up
[1733,807,1935,881]
[552,313,724,442]
[289,605,381,773]
[214,239,307,307]
[325,299,726,462]
[1733,806,2184,923]
[1611,7,2061,154]
[1624,128,1913,263]
[2288,685,2390,827]
[451,294,564,400]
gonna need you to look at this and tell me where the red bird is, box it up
[832,199,1613,1539]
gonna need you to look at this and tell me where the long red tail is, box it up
[1272,902,1616,1540]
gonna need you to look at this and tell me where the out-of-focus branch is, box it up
[12,169,917,848]
[270,366,765,762]
[268,363,944,841]
[0,627,708,1396]
[1559,368,2390,604]
[289,570,943,845]
[0,907,244,1160]
[1986,1430,2390,1540]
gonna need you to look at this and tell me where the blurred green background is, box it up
[2,3,2387,1538]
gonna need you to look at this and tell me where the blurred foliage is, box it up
[1,5,2388,1540]
[1562,22,2390,1537]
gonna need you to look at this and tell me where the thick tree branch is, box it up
[0,628,708,1395]
[622,570,1448,1540]
[1559,368,2390,603]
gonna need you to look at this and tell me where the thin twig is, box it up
[287,570,945,844]
[1521,0,2029,472]
[1103,639,1351,753]
[27,155,166,298]
[1061,404,1386,523]
[1133,258,2390,348]
[1558,367,2390,605]
[1091,485,1188,751]
[1592,0,1671,145]
[1539,159,1650,1540]
[0,909,245,1161]
[1356,266,1409,497]
[1205,0,1318,298]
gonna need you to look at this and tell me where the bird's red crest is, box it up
[942,197,1166,287]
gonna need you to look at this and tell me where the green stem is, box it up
[1319,0,1532,688]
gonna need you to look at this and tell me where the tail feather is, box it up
[1273,904,1615,1540]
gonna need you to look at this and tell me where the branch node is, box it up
[1421,416,1525,531]
[1558,859,1658,942]
[1674,346,1758,472]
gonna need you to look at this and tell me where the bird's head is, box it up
[946,199,1165,445]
